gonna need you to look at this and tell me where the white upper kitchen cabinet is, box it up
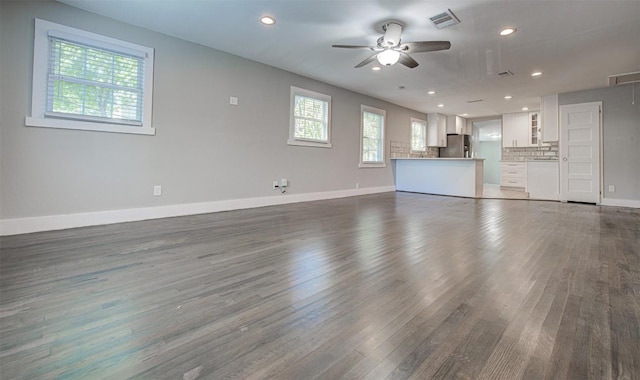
[528,111,541,146]
[427,113,447,147]
[541,94,559,142]
[446,115,467,135]
[502,112,529,148]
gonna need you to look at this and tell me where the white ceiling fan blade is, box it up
[399,41,451,53]
[355,54,378,68]
[332,44,376,50]
[398,53,419,68]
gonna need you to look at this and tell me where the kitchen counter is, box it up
[392,157,485,161]
[500,159,559,162]
[392,158,484,198]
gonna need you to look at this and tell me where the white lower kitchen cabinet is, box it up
[527,161,559,200]
[500,161,526,189]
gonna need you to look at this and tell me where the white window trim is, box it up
[410,117,427,153]
[359,105,386,168]
[288,86,332,148]
[26,19,155,136]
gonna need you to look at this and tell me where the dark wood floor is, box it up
[1,192,639,379]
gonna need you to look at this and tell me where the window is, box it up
[411,118,427,152]
[26,19,155,135]
[360,105,386,167]
[288,87,332,148]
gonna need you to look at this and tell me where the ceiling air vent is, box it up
[467,99,483,103]
[428,9,460,29]
[608,71,640,86]
[497,70,514,77]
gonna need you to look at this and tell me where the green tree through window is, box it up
[411,119,427,152]
[48,37,144,124]
[362,110,384,163]
[293,95,329,142]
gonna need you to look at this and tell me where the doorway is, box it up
[473,119,502,185]
[559,102,602,204]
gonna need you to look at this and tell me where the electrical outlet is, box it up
[608,185,615,192]
[356,182,360,189]
[280,178,288,187]
[230,96,238,105]
[272,181,279,189]
[153,185,162,196]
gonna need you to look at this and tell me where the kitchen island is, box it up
[392,158,484,198]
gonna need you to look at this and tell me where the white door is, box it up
[560,102,601,203]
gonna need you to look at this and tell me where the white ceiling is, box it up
[59,0,640,119]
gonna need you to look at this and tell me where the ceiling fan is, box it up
[332,21,451,68]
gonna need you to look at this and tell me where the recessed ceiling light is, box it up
[522,107,529,111]
[260,16,276,25]
[437,104,444,108]
[372,66,381,71]
[500,27,516,36]
[531,71,542,77]
[504,95,513,100]
[427,90,436,95]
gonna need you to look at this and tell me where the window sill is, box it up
[25,117,155,136]
[359,162,386,168]
[287,139,332,148]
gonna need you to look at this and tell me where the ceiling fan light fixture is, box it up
[377,49,400,66]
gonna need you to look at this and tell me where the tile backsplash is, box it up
[502,142,559,161]
[389,140,558,161]
[390,140,439,158]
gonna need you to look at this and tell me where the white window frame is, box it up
[288,86,332,148]
[411,118,427,152]
[26,19,155,135]
[359,105,386,168]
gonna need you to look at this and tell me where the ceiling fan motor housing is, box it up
[382,22,403,46]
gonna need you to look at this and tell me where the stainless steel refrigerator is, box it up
[439,135,470,158]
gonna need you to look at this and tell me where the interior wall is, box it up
[558,84,640,201]
[478,141,501,184]
[0,0,425,220]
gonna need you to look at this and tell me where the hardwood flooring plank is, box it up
[1,193,639,379]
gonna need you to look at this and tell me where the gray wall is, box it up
[0,1,424,220]
[478,141,501,185]
[559,84,640,201]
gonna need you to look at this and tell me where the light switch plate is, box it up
[230,97,238,105]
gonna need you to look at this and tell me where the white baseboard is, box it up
[600,198,640,209]
[0,186,396,236]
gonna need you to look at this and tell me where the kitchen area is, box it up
[391,95,560,200]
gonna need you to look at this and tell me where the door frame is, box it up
[559,101,603,204]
